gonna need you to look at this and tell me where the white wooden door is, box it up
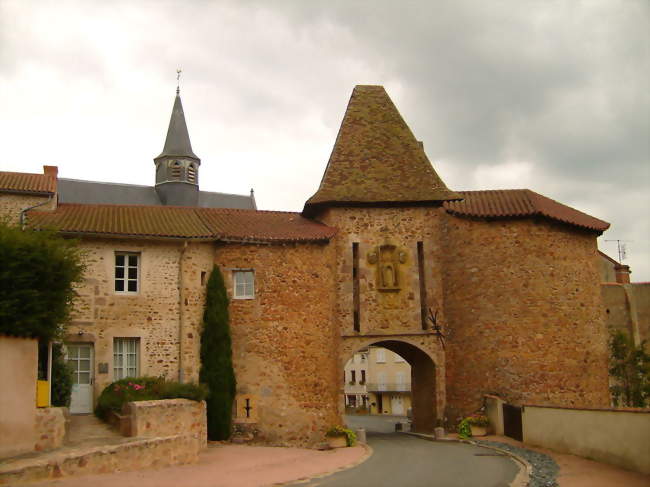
[391,395,404,415]
[67,344,94,414]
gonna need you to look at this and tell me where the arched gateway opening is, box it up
[341,340,438,433]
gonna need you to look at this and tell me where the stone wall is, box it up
[125,399,206,448]
[0,435,200,485]
[0,193,55,225]
[442,216,610,419]
[214,242,339,447]
[318,206,447,429]
[319,207,447,337]
[631,283,650,343]
[34,407,68,452]
[0,335,38,459]
[65,239,215,402]
[178,242,215,384]
[602,282,650,345]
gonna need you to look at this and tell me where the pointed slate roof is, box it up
[155,92,199,161]
[305,85,460,210]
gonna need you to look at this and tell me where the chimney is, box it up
[42,165,58,201]
[615,264,631,284]
[43,165,58,178]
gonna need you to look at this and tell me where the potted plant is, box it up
[458,414,489,438]
[326,425,356,448]
[468,414,489,436]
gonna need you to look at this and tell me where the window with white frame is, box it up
[375,348,386,363]
[115,253,139,293]
[377,372,387,391]
[233,270,254,299]
[394,352,406,363]
[113,338,139,379]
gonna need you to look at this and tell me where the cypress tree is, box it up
[199,265,236,440]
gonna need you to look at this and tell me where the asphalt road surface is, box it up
[304,433,520,487]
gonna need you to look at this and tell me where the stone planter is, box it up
[326,434,348,448]
[470,425,487,437]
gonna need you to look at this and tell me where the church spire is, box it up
[156,90,199,161]
[154,83,201,207]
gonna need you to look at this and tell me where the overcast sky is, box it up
[1,0,648,280]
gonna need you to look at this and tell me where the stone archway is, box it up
[341,338,441,433]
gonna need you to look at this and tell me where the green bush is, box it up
[457,418,472,439]
[51,343,73,407]
[0,223,84,341]
[609,331,649,407]
[199,266,236,441]
[95,377,208,420]
[326,425,357,446]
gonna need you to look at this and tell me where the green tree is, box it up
[199,266,236,440]
[609,330,650,407]
[51,343,73,407]
[0,223,84,341]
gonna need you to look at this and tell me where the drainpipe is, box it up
[178,240,189,383]
[20,195,53,230]
[47,341,53,407]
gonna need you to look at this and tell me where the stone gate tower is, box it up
[304,85,462,430]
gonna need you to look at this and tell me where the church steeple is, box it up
[154,88,201,206]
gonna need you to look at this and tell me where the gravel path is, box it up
[477,440,559,487]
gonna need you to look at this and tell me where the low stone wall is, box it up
[0,435,199,486]
[124,399,207,448]
[522,405,650,474]
[34,407,68,452]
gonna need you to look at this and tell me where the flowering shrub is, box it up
[466,414,489,426]
[95,376,208,420]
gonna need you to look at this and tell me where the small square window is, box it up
[115,252,139,294]
[233,270,254,299]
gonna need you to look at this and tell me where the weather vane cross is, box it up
[176,68,182,94]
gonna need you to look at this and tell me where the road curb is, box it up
[278,443,374,486]
[404,432,532,487]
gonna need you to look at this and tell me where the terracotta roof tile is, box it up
[0,170,56,195]
[197,208,336,242]
[444,189,610,233]
[305,85,460,209]
[26,204,336,242]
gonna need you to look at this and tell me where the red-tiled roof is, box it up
[444,189,610,233]
[26,204,337,243]
[0,170,57,195]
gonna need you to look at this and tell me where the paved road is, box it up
[304,433,520,487]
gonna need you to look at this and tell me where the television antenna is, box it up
[604,239,632,263]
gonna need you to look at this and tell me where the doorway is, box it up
[66,343,94,414]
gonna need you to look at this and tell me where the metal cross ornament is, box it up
[176,68,182,94]
[427,308,446,350]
